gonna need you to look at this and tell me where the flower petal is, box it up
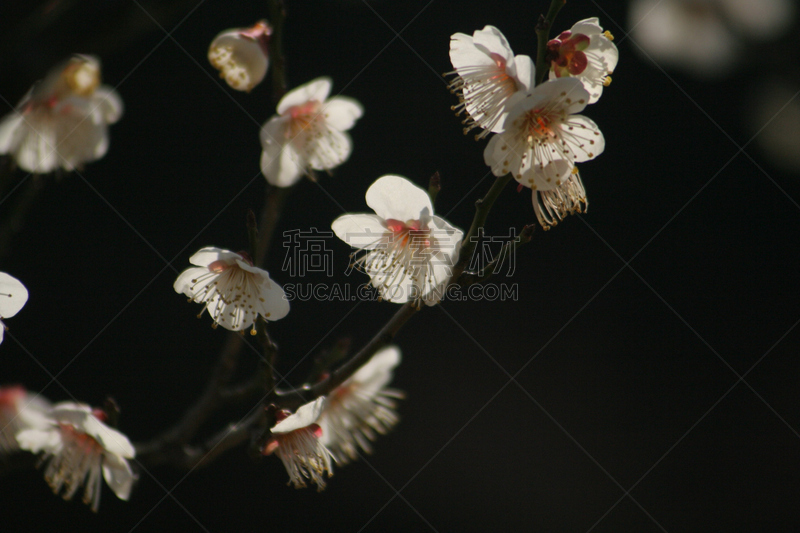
[305,128,352,171]
[471,26,514,68]
[189,247,239,267]
[0,113,24,154]
[365,175,433,222]
[322,97,363,131]
[0,272,28,318]
[331,214,388,250]
[277,77,332,115]
[102,453,134,501]
[272,397,326,434]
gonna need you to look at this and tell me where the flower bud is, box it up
[208,20,271,92]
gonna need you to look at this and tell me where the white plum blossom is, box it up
[332,175,464,306]
[547,18,618,104]
[319,346,404,465]
[174,247,289,333]
[209,20,271,92]
[484,77,604,191]
[0,386,52,453]
[260,77,363,187]
[0,55,123,174]
[0,272,29,345]
[16,402,135,512]
[447,25,534,138]
[262,397,334,490]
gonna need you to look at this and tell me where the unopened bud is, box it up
[208,21,272,92]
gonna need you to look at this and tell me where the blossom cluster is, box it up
[448,19,618,229]
[0,388,135,512]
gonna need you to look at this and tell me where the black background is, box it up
[1,1,800,531]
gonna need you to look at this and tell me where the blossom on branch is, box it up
[319,345,404,465]
[332,175,464,306]
[0,272,28,345]
[262,397,334,490]
[208,20,271,92]
[447,25,534,139]
[0,55,123,174]
[260,77,363,187]
[547,18,618,104]
[484,78,604,191]
[0,386,52,453]
[16,402,135,512]
[173,247,289,333]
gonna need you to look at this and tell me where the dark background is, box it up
[1,1,799,531]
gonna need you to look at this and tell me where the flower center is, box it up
[547,32,591,77]
[384,218,431,250]
[524,109,556,140]
[60,424,104,456]
[285,101,322,139]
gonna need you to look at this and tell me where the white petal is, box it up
[305,128,352,171]
[570,17,603,36]
[92,86,124,124]
[513,55,535,92]
[102,453,134,500]
[83,417,135,458]
[16,428,62,454]
[189,247,239,267]
[561,115,604,162]
[272,397,326,434]
[259,277,290,321]
[0,272,28,318]
[0,112,24,153]
[365,175,433,222]
[277,77,332,115]
[484,132,521,178]
[261,139,304,187]
[471,26,514,68]
[322,97,363,131]
[532,159,573,190]
[449,32,493,70]
[173,266,204,295]
[15,117,59,173]
[332,214,388,250]
[351,346,401,388]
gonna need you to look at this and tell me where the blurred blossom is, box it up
[0,386,51,453]
[263,397,334,490]
[748,80,800,172]
[629,0,795,78]
[208,20,271,92]
[547,18,618,104]
[260,77,363,187]
[447,25,535,138]
[319,345,404,465]
[16,402,135,512]
[0,55,122,173]
[173,247,289,333]
[332,175,464,306]
[0,272,28,345]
